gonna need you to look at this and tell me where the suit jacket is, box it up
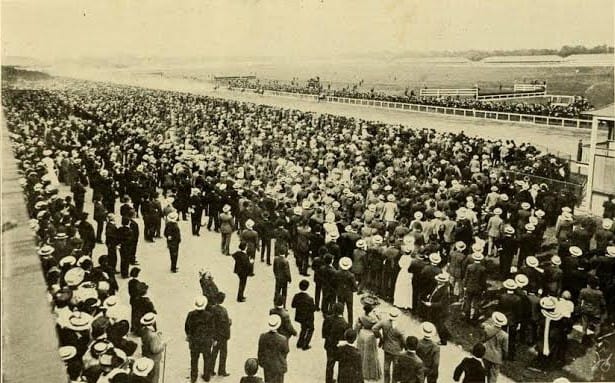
[336,344,364,383]
[322,315,350,351]
[211,304,232,341]
[273,256,291,284]
[184,309,215,350]
[257,331,289,374]
[232,250,252,277]
[373,319,405,355]
[291,292,316,325]
[394,351,425,383]
[164,221,181,246]
[453,357,487,383]
[269,307,297,338]
[464,262,487,293]
[416,338,440,378]
[427,284,450,317]
[335,270,357,300]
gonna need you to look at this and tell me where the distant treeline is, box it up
[392,44,614,61]
[2,66,51,81]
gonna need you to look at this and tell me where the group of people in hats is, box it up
[4,75,613,383]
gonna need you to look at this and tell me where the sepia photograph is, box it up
[1,1,614,382]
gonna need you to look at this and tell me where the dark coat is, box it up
[211,304,231,341]
[273,256,292,284]
[164,221,181,247]
[335,270,357,300]
[394,351,425,383]
[336,344,364,383]
[416,338,440,379]
[184,309,215,350]
[257,331,289,375]
[269,307,297,338]
[232,250,252,277]
[322,315,350,351]
[291,292,316,325]
[453,357,487,383]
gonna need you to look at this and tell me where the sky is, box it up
[1,0,614,61]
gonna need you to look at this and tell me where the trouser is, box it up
[237,275,248,300]
[211,339,228,374]
[297,323,314,348]
[314,282,322,310]
[169,245,179,271]
[95,219,105,242]
[325,349,337,383]
[129,244,138,264]
[120,249,131,278]
[207,212,220,231]
[383,352,397,383]
[381,268,395,300]
[261,238,272,263]
[464,291,482,320]
[263,369,284,383]
[370,269,382,293]
[355,272,365,292]
[133,200,141,218]
[296,250,309,275]
[191,212,202,234]
[221,233,232,255]
[190,346,212,382]
[433,314,450,343]
[338,295,353,325]
[500,253,513,278]
[520,320,537,345]
[274,280,288,307]
[483,360,500,383]
[143,217,154,241]
[107,245,117,271]
[506,323,519,358]
[322,290,336,315]
[154,218,161,237]
[75,199,84,214]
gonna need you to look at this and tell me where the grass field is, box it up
[159,61,614,107]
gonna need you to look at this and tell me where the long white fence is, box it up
[255,89,592,129]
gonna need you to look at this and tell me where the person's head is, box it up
[129,267,141,278]
[244,358,259,376]
[472,342,486,358]
[405,336,418,351]
[299,280,309,291]
[274,294,285,307]
[239,242,247,251]
[333,302,344,316]
[216,291,226,304]
[324,254,333,265]
[588,276,600,289]
[344,329,357,344]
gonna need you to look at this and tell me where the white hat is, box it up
[540,297,556,310]
[59,256,77,268]
[167,212,179,222]
[64,267,85,286]
[356,239,367,250]
[500,194,509,201]
[602,219,613,230]
[389,308,401,320]
[140,312,157,326]
[492,311,508,327]
[194,296,208,309]
[525,223,535,232]
[373,235,383,245]
[414,211,423,220]
[339,257,353,270]
[37,245,55,257]
[528,216,538,225]
[503,279,517,290]
[493,208,502,215]
[421,322,436,338]
[552,378,571,383]
[535,209,545,218]
[606,246,615,258]
[455,241,467,251]
[471,243,484,253]
[133,357,155,377]
[526,256,539,268]
[429,253,441,264]
[515,274,529,288]
[66,312,93,331]
[503,225,515,235]
[58,345,77,361]
[222,204,231,213]
[302,200,312,209]
[268,314,281,330]
[435,273,449,283]
[245,219,255,229]
[387,194,395,202]
[471,252,484,261]
[103,295,118,309]
[551,255,562,266]
[521,202,531,210]
[569,246,582,257]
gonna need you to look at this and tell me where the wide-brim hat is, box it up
[268,314,281,330]
[421,321,436,338]
[59,256,77,268]
[356,239,367,250]
[492,311,507,327]
[540,297,556,310]
[602,219,613,230]
[503,279,517,290]
[500,194,509,201]
[525,223,535,232]
[66,312,93,331]
[64,267,85,286]
[387,194,395,202]
[413,211,423,220]
[429,253,441,264]
[521,202,531,210]
[133,357,155,377]
[535,209,545,218]
[606,246,615,258]
[471,252,484,261]
[194,295,208,309]
[455,241,467,251]
[514,274,529,288]
[471,242,484,253]
[222,204,231,213]
[167,212,179,222]
[503,225,515,235]
[103,295,118,309]
[140,312,156,326]
[569,246,582,257]
[301,200,312,209]
[245,219,255,229]
[526,256,539,268]
[551,255,562,265]
[55,233,69,240]
[389,308,401,320]
[435,273,449,283]
[339,257,353,270]
[493,208,502,215]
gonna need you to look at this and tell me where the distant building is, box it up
[481,55,563,64]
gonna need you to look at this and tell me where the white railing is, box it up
[232,88,592,130]
[419,88,478,97]
[514,84,547,92]
[477,91,547,101]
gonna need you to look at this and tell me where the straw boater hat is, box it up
[59,345,77,361]
[435,273,449,283]
[356,239,367,250]
[490,186,498,192]
[373,235,383,245]
[66,312,93,331]
[551,255,562,266]
[387,194,395,202]
[302,200,312,209]
[529,216,538,225]
[503,225,515,235]
[606,246,615,258]
[429,253,441,264]
[455,241,467,251]
[569,246,582,257]
[59,256,77,268]
[421,322,436,339]
[268,314,281,331]
[602,219,613,230]
[500,194,509,201]
[413,211,423,220]
[491,311,508,327]
[222,204,231,213]
[245,219,255,229]
[471,242,484,253]
[64,267,85,287]
[339,257,353,271]
[103,295,118,310]
[520,202,531,210]
[471,252,484,261]
[503,279,517,290]
[389,308,401,321]
[515,274,529,288]
[167,212,179,222]
[194,296,207,310]
[535,209,545,218]
[133,357,155,377]
[493,207,502,215]
[525,223,535,232]
[140,312,156,326]
[55,232,69,240]
[540,297,556,310]
[526,256,539,268]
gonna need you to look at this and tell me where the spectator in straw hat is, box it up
[219,204,235,256]
[417,322,440,383]
[164,211,181,273]
[336,257,358,324]
[481,311,508,383]
[448,241,467,301]
[517,223,537,268]
[594,219,614,251]
[373,308,405,383]
[463,251,486,321]
[185,296,215,382]
[323,303,350,383]
[486,207,504,257]
[140,313,165,383]
[499,225,517,278]
[424,273,451,345]
[544,256,563,296]
[258,314,289,383]
[240,219,259,266]
[498,279,522,359]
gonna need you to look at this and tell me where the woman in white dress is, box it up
[394,245,414,310]
[41,150,60,186]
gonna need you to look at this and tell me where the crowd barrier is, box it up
[256,89,593,130]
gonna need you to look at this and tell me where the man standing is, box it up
[190,188,205,236]
[219,205,235,256]
[93,195,108,243]
[393,336,425,383]
[336,257,357,325]
[270,295,297,340]
[335,329,364,383]
[273,251,292,306]
[105,213,119,272]
[481,312,509,383]
[185,296,215,382]
[257,314,289,383]
[128,211,140,266]
[291,280,316,350]
[232,242,252,302]
[423,274,451,345]
[373,308,405,383]
[322,303,350,383]
[295,220,312,276]
[241,219,259,266]
[117,217,133,278]
[463,252,487,321]
[211,292,231,377]
[416,322,440,383]
[164,212,181,273]
[71,178,87,214]
[497,279,523,360]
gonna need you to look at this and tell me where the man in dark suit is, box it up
[164,212,181,273]
[128,212,140,266]
[417,322,440,383]
[336,257,358,325]
[321,254,337,315]
[423,274,451,345]
[257,212,274,264]
[393,336,424,383]
[232,242,252,302]
[270,295,297,339]
[210,292,231,377]
[335,329,364,383]
[463,252,487,321]
[322,303,350,383]
[189,188,205,236]
[374,308,406,383]
[273,252,292,307]
[453,343,487,383]
[185,296,215,382]
[291,280,316,350]
[117,217,133,278]
[257,314,289,383]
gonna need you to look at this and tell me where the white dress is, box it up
[42,156,60,186]
[394,255,413,309]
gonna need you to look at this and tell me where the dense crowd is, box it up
[223,78,593,119]
[3,76,614,383]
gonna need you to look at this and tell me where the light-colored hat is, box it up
[66,312,93,331]
[455,241,467,251]
[64,267,85,286]
[194,296,207,309]
[471,243,483,253]
[302,200,312,209]
[339,257,353,270]
[356,239,367,250]
[435,273,450,283]
[167,212,179,222]
[428,253,441,264]
[387,194,395,202]
[222,204,231,213]
[421,322,436,338]
[526,256,539,268]
[602,219,613,230]
[492,311,508,327]
[325,212,336,223]
[552,378,571,383]
[133,357,155,377]
[389,308,401,320]
[268,314,281,330]
[535,209,545,218]
[471,252,484,261]
[569,246,582,257]
[37,245,55,257]
[140,312,156,326]
[551,255,562,265]
[103,295,118,309]
[59,256,77,268]
[245,219,255,229]
[59,345,77,361]
[493,208,502,215]
[503,279,517,290]
[515,274,529,288]
[372,235,383,245]
[529,216,538,225]
[413,211,423,220]
[490,186,498,192]
[540,297,556,310]
[606,246,615,258]
[524,223,535,232]
[503,225,515,235]
[500,194,509,201]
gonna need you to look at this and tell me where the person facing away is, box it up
[393,336,425,383]
[184,296,215,383]
[240,358,264,383]
[291,279,316,350]
[453,343,488,383]
[335,329,364,383]
[257,314,289,383]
